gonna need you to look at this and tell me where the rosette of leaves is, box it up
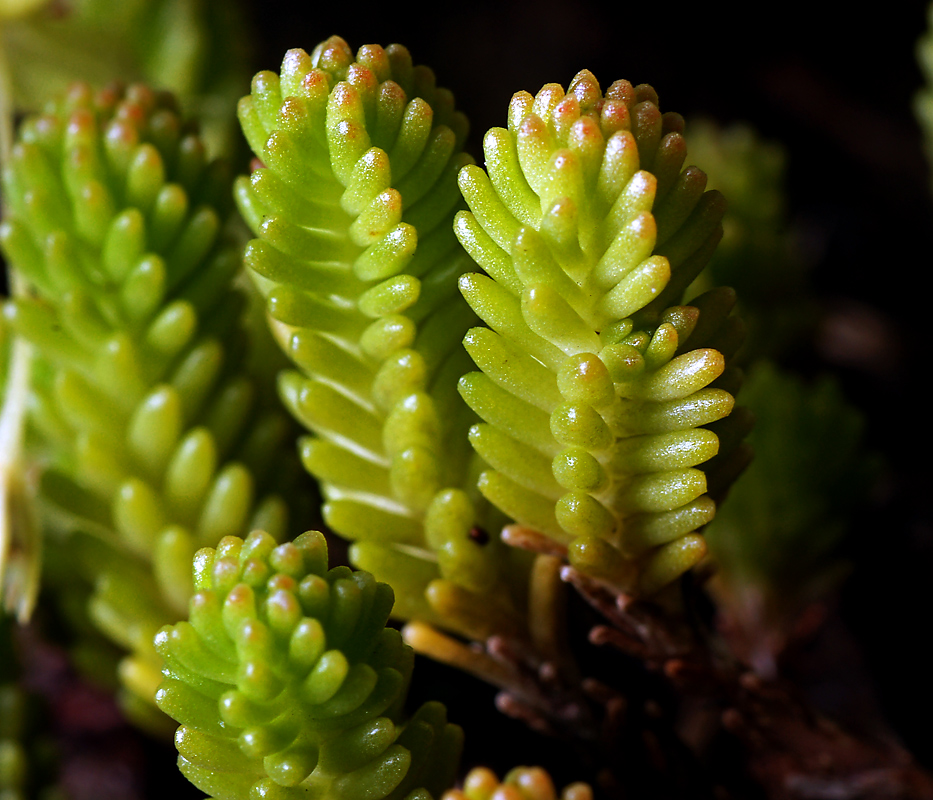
[455,72,745,595]
[155,529,462,800]
[235,37,525,640]
[442,767,590,800]
[0,82,299,724]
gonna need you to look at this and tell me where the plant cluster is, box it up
[0,5,924,800]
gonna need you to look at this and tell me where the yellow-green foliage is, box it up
[0,0,251,156]
[0,83,299,724]
[455,72,744,594]
[156,530,462,800]
[235,37,529,641]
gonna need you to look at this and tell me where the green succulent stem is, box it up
[0,81,301,725]
[156,529,463,800]
[455,71,743,595]
[235,37,530,643]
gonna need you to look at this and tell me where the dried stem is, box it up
[562,564,933,800]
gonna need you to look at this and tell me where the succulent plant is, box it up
[442,766,591,800]
[0,16,914,800]
[455,71,745,594]
[0,81,300,725]
[156,529,463,800]
[235,36,528,642]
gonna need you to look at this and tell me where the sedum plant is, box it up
[235,37,746,659]
[0,81,300,726]
[0,18,920,800]
[0,0,252,157]
[0,33,747,795]
[234,37,527,642]
[441,766,591,800]
[455,71,744,594]
[155,529,462,800]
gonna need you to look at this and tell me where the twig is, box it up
[562,563,933,800]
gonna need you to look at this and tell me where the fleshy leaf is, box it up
[236,37,520,640]
[456,72,744,594]
[156,530,462,800]
[0,82,302,723]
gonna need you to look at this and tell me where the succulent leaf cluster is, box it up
[0,83,298,720]
[235,37,524,638]
[0,14,909,800]
[156,529,462,800]
[456,73,744,594]
[442,767,591,800]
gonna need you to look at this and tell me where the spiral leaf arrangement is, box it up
[456,72,745,594]
[155,529,462,800]
[0,83,299,721]
[236,37,525,639]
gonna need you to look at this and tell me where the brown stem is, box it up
[563,565,933,800]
